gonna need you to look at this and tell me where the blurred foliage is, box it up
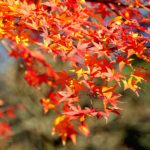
[0,54,150,150]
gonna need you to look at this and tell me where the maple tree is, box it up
[0,0,150,145]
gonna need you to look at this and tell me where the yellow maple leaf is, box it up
[76,68,86,79]
[122,77,140,96]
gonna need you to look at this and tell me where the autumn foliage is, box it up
[0,0,150,145]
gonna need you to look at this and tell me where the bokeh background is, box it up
[0,42,150,150]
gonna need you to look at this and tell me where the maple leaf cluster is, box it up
[0,99,17,139]
[0,0,150,144]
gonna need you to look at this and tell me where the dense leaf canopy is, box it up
[0,0,150,144]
